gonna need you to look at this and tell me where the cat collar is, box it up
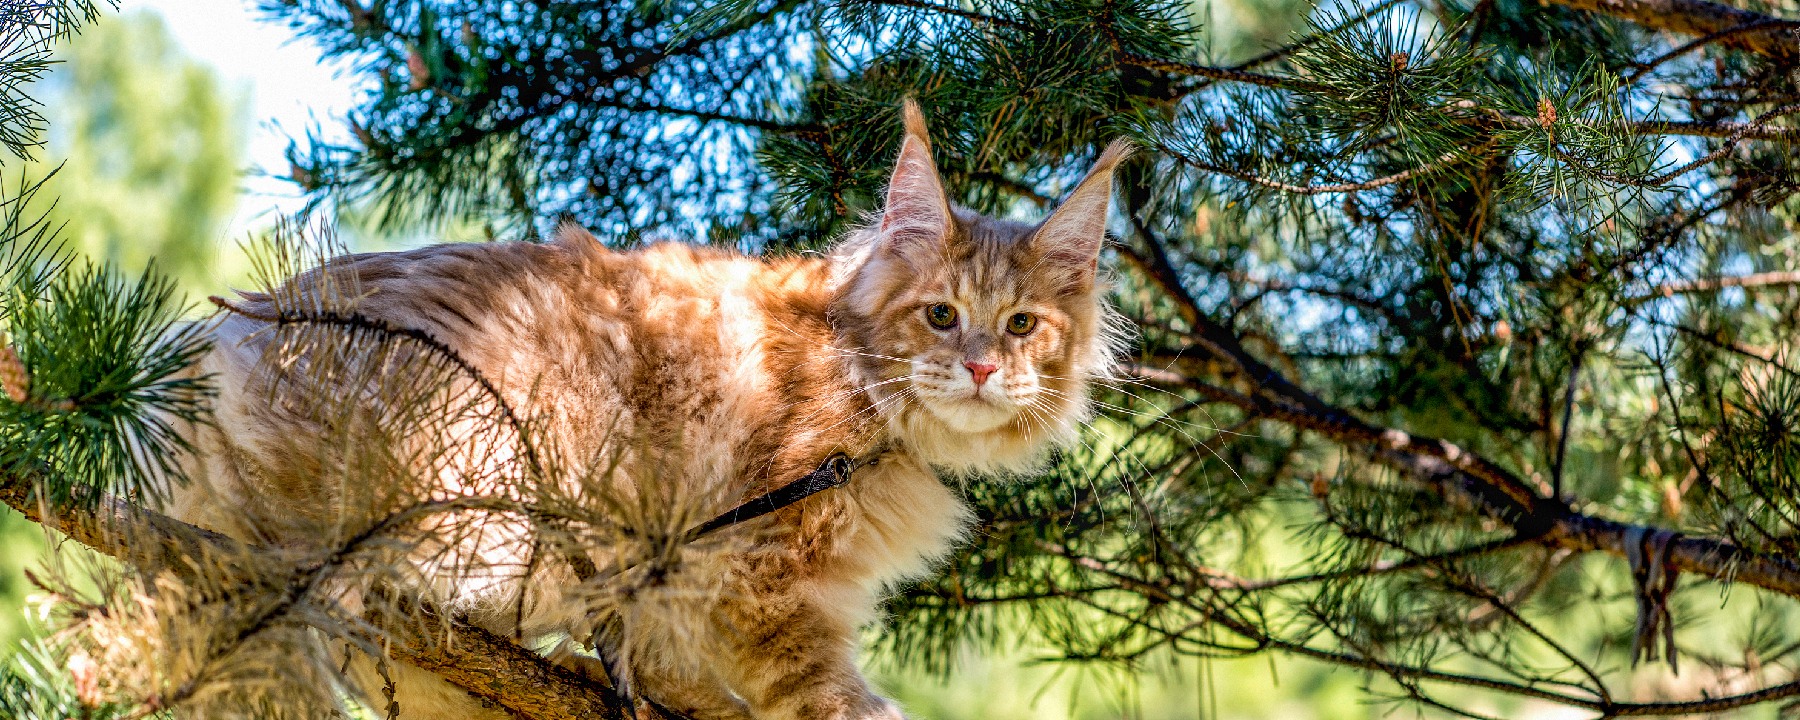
[683,451,879,540]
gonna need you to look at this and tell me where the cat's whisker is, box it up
[1034,385,1246,489]
[1037,383,1242,439]
[763,374,919,418]
[761,312,914,367]
[1042,371,1204,404]
[799,385,917,448]
[1045,371,1256,443]
[1028,396,1190,538]
[826,347,915,365]
[777,376,914,428]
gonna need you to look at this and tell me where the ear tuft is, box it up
[551,219,605,257]
[1090,139,1135,177]
[901,98,932,149]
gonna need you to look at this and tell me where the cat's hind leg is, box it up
[627,661,755,720]
[711,585,903,720]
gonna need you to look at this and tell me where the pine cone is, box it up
[0,343,27,404]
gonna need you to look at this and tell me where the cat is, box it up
[164,101,1130,720]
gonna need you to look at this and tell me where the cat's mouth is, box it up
[918,388,1019,433]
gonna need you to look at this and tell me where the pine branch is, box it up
[1628,270,1800,304]
[1047,541,1800,716]
[0,478,635,720]
[1628,117,1800,140]
[1112,51,1316,91]
[1640,101,1800,183]
[1471,107,1797,142]
[1163,137,1502,194]
[1123,359,1800,599]
[864,0,1308,90]
[1211,534,1538,591]
[609,99,823,136]
[0,0,112,160]
[1627,18,1800,79]
[1111,217,1800,599]
[1543,0,1800,60]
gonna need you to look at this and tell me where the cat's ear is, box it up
[878,100,952,251]
[1033,139,1133,291]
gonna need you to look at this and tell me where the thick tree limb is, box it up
[1124,360,1800,598]
[1111,236,1800,600]
[1543,0,1800,59]
[0,481,629,720]
[392,605,629,720]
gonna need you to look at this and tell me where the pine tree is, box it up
[6,0,1800,717]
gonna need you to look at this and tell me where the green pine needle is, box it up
[0,261,213,509]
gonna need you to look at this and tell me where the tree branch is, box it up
[1113,200,1800,600]
[1124,360,1800,599]
[0,480,630,720]
[1050,542,1800,716]
[1163,138,1501,194]
[1626,270,1800,305]
[1543,0,1800,60]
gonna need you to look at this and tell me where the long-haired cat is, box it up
[166,102,1129,720]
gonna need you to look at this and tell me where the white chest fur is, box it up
[836,451,974,590]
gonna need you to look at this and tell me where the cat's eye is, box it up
[925,303,958,329]
[1007,312,1037,336]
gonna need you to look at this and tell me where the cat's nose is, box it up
[963,360,998,387]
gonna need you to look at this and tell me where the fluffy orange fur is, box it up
[166,103,1130,720]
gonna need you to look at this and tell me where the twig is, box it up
[1630,117,1800,140]
[608,99,821,136]
[1213,534,1536,591]
[1167,138,1500,195]
[1049,540,1800,715]
[208,296,547,483]
[1114,51,1319,92]
[0,478,631,720]
[1626,270,1800,305]
[1642,102,1800,184]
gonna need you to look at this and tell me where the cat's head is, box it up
[832,101,1130,474]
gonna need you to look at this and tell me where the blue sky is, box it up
[131,0,357,236]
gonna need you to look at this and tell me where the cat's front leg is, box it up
[714,582,902,720]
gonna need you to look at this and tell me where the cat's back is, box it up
[218,232,833,394]
[180,232,851,537]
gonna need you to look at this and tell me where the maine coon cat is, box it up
[165,102,1130,720]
